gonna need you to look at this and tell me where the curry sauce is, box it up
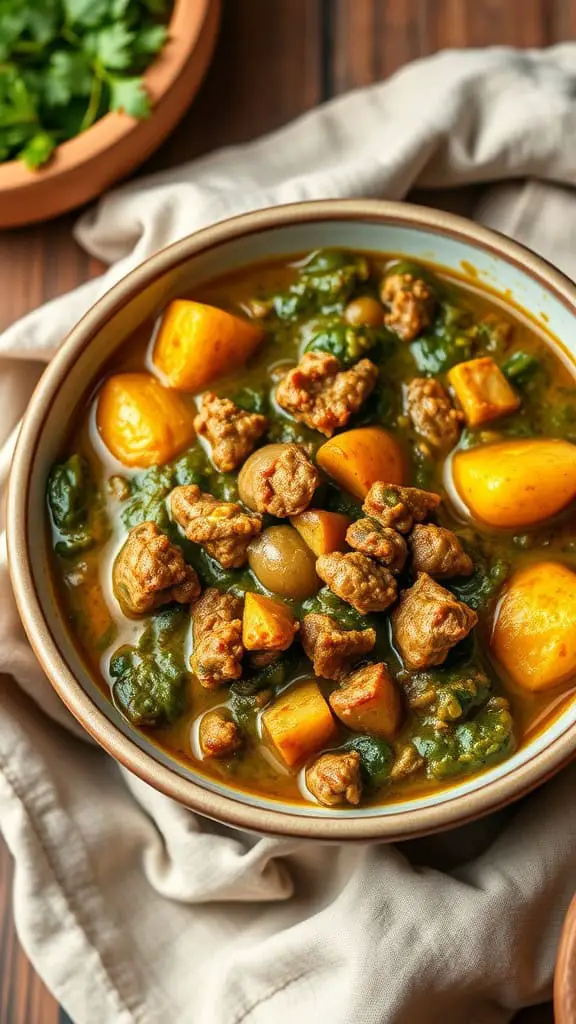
[46,251,576,808]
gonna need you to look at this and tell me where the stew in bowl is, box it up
[45,241,576,812]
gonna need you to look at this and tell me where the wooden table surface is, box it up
[1,1,573,1020]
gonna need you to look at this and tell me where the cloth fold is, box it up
[1,45,576,1024]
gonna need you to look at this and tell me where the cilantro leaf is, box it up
[20,130,57,169]
[44,51,93,105]
[63,0,112,27]
[84,23,135,69]
[0,70,38,127]
[133,24,167,55]
[0,7,28,60]
[109,75,150,117]
[110,0,131,15]
[25,0,61,44]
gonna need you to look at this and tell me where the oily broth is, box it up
[48,254,576,807]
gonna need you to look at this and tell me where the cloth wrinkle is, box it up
[0,726,143,1024]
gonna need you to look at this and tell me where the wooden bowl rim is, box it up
[0,0,211,187]
[555,894,576,1024]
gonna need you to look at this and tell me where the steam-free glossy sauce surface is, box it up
[47,251,576,808]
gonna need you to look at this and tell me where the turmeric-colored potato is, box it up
[289,509,350,556]
[329,663,402,739]
[242,592,298,652]
[448,356,520,426]
[153,299,264,392]
[97,373,196,468]
[316,427,405,499]
[491,562,576,691]
[262,680,337,770]
[452,438,576,528]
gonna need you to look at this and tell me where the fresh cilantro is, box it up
[109,75,150,117]
[133,23,167,54]
[44,51,94,104]
[20,130,56,169]
[84,24,136,70]
[0,0,171,168]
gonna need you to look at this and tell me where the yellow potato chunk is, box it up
[448,357,520,426]
[262,680,337,770]
[316,427,405,499]
[492,562,576,691]
[97,373,195,468]
[289,509,351,556]
[329,663,402,739]
[153,300,264,392]
[452,438,576,528]
[242,592,298,652]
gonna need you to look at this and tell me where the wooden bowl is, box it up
[0,0,220,228]
[555,894,576,1024]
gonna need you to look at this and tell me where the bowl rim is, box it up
[0,0,211,186]
[7,198,576,841]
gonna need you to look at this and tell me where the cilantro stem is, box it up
[61,26,81,47]
[12,42,44,55]
[80,69,104,133]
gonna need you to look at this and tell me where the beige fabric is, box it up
[1,46,576,1024]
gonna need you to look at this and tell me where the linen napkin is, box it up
[1,45,576,1024]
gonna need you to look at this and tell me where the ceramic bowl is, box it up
[7,199,576,840]
[0,0,220,228]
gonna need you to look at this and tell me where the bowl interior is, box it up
[18,206,576,836]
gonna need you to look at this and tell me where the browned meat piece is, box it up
[363,482,441,534]
[329,663,402,739]
[199,710,242,758]
[346,518,408,573]
[300,613,376,680]
[409,524,474,578]
[113,521,200,617]
[191,588,244,687]
[305,750,362,807]
[239,443,319,517]
[405,377,464,450]
[170,484,262,568]
[390,743,424,780]
[380,272,435,342]
[391,573,477,670]
[194,392,267,473]
[316,551,397,614]
[275,352,378,437]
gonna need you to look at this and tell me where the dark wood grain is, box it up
[0,1,568,1020]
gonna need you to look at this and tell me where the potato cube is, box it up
[329,663,402,739]
[262,680,337,769]
[448,357,520,427]
[242,592,298,652]
[492,561,576,691]
[97,372,196,468]
[316,427,405,499]
[289,509,350,556]
[153,300,263,392]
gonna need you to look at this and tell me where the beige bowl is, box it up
[0,0,220,228]
[7,200,576,840]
